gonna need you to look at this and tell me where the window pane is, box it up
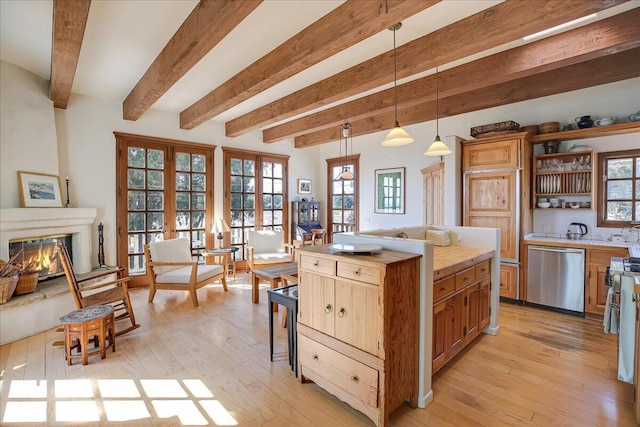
[263,178,273,194]
[243,177,255,192]
[333,195,343,209]
[636,179,640,199]
[344,210,354,225]
[344,195,354,209]
[176,212,190,229]
[263,162,273,177]
[273,179,283,194]
[176,193,190,210]
[192,230,206,249]
[192,154,205,173]
[231,211,243,227]
[128,170,145,189]
[344,180,354,194]
[273,163,283,178]
[128,234,145,254]
[147,192,163,210]
[231,159,242,175]
[192,212,205,229]
[128,191,145,210]
[263,195,273,209]
[148,213,163,231]
[273,210,283,225]
[192,193,205,210]
[333,181,343,195]
[637,158,640,177]
[231,176,242,193]
[244,194,255,209]
[147,149,163,169]
[231,194,242,209]
[607,180,632,199]
[263,211,273,226]
[273,195,283,209]
[244,160,255,176]
[147,170,163,190]
[128,213,145,231]
[192,174,205,191]
[176,153,190,171]
[128,148,145,167]
[147,233,163,244]
[607,158,633,179]
[176,173,190,191]
[607,201,632,221]
[333,211,343,223]
[244,211,255,226]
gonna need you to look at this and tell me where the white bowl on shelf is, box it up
[537,202,551,209]
[570,203,580,209]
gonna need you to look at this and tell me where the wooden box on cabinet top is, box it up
[296,245,421,427]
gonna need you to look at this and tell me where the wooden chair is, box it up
[246,229,295,272]
[58,242,139,336]
[144,237,227,307]
[310,228,327,245]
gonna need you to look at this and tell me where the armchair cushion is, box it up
[149,237,192,275]
[247,230,286,253]
[252,252,293,266]
[155,264,224,284]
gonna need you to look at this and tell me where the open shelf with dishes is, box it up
[529,122,640,144]
[534,151,594,210]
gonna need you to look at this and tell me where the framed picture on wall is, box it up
[17,171,63,208]
[374,167,405,214]
[298,179,312,194]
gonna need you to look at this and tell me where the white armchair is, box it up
[246,230,294,271]
[144,237,226,307]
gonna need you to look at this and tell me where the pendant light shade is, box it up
[335,123,355,181]
[382,23,413,146]
[424,65,451,157]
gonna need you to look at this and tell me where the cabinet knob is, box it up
[439,286,446,292]
[338,307,346,317]
[313,260,319,266]
[350,375,358,382]
[352,268,360,275]
[325,304,332,314]
[312,354,318,360]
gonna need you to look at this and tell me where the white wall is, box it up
[1,59,639,266]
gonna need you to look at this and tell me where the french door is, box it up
[326,154,359,242]
[223,148,289,269]
[115,133,215,286]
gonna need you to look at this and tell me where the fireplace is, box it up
[9,234,72,281]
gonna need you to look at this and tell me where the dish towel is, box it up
[603,287,618,334]
[618,279,635,383]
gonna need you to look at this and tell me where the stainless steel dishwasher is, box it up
[527,245,585,313]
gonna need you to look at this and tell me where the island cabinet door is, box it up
[298,271,335,336]
[479,276,491,331]
[334,279,381,357]
[432,300,447,373]
[465,283,481,344]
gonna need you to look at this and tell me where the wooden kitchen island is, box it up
[432,246,494,373]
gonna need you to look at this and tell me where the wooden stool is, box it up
[60,305,116,366]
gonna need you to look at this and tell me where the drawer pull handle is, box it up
[325,304,332,314]
[353,268,360,275]
[313,261,319,266]
[446,305,453,310]
[439,286,446,292]
[312,354,318,360]
[350,375,358,382]
[338,307,346,317]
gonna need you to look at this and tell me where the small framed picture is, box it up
[298,179,312,194]
[374,167,405,214]
[17,171,63,208]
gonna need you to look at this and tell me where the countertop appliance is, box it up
[566,222,588,240]
[527,245,585,313]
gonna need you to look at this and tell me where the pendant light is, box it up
[424,65,451,157]
[335,123,355,181]
[382,23,414,147]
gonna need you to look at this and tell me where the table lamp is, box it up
[212,218,230,249]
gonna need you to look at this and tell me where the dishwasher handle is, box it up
[528,246,584,255]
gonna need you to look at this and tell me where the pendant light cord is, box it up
[393,27,398,125]
[435,65,439,136]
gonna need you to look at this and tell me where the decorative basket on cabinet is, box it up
[0,276,18,304]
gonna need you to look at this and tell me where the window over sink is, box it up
[597,149,640,227]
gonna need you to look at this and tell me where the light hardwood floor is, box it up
[0,273,636,426]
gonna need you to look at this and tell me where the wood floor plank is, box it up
[0,273,636,426]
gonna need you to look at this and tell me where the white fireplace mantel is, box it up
[0,207,97,273]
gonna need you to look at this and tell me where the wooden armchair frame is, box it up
[143,242,227,308]
[58,242,139,336]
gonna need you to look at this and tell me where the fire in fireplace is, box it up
[8,234,72,281]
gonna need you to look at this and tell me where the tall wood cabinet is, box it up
[462,133,532,300]
[291,201,321,244]
[296,246,421,427]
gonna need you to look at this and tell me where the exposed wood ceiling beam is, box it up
[122,0,262,121]
[294,48,640,147]
[265,9,640,143]
[179,0,439,130]
[227,0,630,138]
[50,0,91,109]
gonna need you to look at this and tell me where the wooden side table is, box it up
[267,285,298,376]
[204,247,239,281]
[60,305,116,366]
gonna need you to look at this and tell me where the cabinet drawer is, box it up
[588,248,628,266]
[300,255,336,276]
[337,261,381,285]
[433,276,455,301]
[299,335,379,409]
[475,260,490,278]
[455,267,476,290]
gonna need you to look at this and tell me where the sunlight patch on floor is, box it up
[1,378,238,425]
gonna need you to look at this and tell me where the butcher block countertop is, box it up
[433,246,494,282]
